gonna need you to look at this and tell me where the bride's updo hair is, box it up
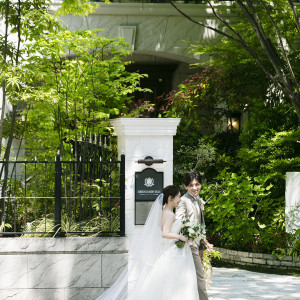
[162,185,180,206]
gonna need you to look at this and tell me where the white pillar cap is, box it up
[110,118,181,136]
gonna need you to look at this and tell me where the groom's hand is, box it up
[205,240,214,249]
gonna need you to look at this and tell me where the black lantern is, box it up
[227,112,241,133]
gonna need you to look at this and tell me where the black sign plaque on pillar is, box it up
[135,168,163,225]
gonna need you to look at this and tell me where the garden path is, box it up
[208,267,300,299]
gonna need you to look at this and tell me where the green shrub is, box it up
[21,209,120,237]
[202,170,273,250]
[238,127,300,201]
[289,238,300,261]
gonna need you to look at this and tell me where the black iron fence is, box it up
[0,154,125,237]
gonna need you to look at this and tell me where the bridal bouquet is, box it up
[175,219,206,248]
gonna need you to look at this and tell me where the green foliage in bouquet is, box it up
[202,248,222,290]
[175,240,186,249]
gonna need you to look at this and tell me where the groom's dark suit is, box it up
[176,192,209,300]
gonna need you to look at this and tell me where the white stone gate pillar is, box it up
[285,172,300,233]
[110,118,181,245]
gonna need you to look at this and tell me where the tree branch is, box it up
[169,0,294,103]
[239,0,295,99]
[259,0,298,90]
[238,0,283,70]
[169,0,241,44]
[287,0,300,33]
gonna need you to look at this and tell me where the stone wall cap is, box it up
[0,237,128,254]
[110,118,181,136]
[50,1,238,18]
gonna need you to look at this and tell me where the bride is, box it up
[96,185,199,300]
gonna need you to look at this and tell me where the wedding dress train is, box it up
[127,219,198,300]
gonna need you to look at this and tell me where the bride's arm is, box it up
[175,198,186,221]
[162,213,187,242]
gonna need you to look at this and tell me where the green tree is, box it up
[0,0,146,226]
[170,0,300,119]
[163,65,267,133]
[57,0,107,17]
[0,0,62,224]
[21,29,145,160]
[162,66,263,177]
[0,1,57,161]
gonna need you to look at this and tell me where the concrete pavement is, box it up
[208,267,300,300]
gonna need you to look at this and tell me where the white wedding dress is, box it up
[96,194,199,300]
[127,219,199,300]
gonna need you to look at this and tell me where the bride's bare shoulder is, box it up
[162,209,175,222]
[162,208,175,215]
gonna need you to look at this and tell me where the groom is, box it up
[176,171,209,300]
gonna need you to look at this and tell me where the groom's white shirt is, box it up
[193,197,200,215]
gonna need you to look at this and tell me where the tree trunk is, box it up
[0,0,10,159]
[0,0,22,226]
[0,105,17,224]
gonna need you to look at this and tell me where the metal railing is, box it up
[0,154,125,237]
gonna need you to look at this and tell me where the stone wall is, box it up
[215,247,300,270]
[0,237,128,300]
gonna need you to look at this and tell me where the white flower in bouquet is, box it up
[188,228,196,235]
[175,219,206,248]
[183,221,192,228]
